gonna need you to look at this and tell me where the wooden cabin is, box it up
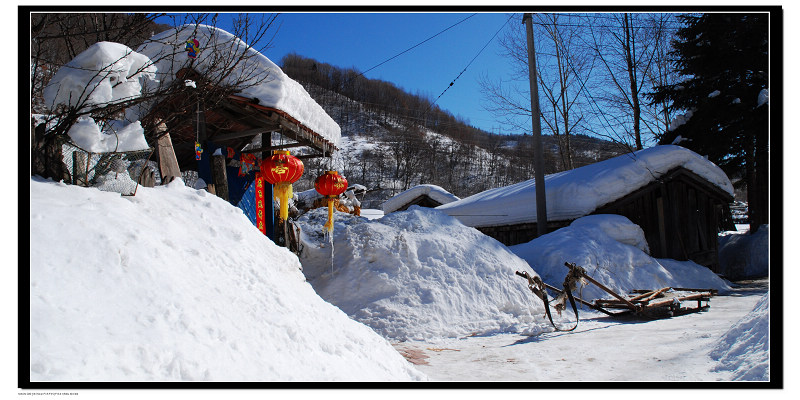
[478,167,734,272]
[143,68,339,242]
[437,146,736,273]
[382,184,460,214]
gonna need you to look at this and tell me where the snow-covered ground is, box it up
[28,177,423,382]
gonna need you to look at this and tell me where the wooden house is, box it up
[436,146,735,273]
[382,184,460,214]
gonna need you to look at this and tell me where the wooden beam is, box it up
[240,142,306,154]
[211,153,229,201]
[213,128,269,142]
[156,130,181,184]
[295,153,325,160]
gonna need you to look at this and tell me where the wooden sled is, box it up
[516,262,717,327]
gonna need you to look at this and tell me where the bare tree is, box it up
[583,12,677,150]
[480,13,593,171]
[31,12,280,180]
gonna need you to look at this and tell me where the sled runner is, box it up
[516,262,717,330]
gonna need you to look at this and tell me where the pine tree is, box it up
[649,13,769,233]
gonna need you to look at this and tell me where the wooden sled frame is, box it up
[517,262,717,322]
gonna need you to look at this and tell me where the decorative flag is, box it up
[194,141,203,160]
[255,177,266,235]
[185,39,200,59]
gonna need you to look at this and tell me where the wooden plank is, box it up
[640,287,671,303]
[72,150,88,186]
[240,141,305,154]
[211,153,229,201]
[156,130,181,184]
[212,127,269,142]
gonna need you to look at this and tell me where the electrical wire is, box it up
[426,13,517,112]
[357,13,478,79]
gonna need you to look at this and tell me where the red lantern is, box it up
[260,150,304,222]
[314,170,348,233]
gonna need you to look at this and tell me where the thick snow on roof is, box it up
[381,184,460,214]
[43,41,157,110]
[136,24,340,146]
[437,145,734,228]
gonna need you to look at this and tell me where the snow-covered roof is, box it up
[44,41,157,110]
[436,145,734,228]
[136,24,340,147]
[382,184,460,214]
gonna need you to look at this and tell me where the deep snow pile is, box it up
[134,24,340,146]
[718,225,769,280]
[43,41,156,111]
[381,184,460,214]
[42,41,153,153]
[710,293,770,380]
[437,145,734,227]
[509,214,730,301]
[295,206,551,341]
[29,177,424,381]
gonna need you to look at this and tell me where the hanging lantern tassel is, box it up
[315,170,348,234]
[324,196,336,232]
[260,150,304,225]
[274,181,293,222]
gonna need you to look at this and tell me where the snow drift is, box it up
[295,206,551,341]
[509,214,730,301]
[29,177,424,381]
[718,225,769,280]
[710,293,770,381]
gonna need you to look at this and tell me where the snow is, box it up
[718,225,770,280]
[436,145,733,228]
[135,24,340,147]
[708,90,721,98]
[758,88,769,107]
[26,174,772,385]
[43,41,157,110]
[509,214,730,301]
[29,177,424,381]
[668,110,693,131]
[381,184,460,214]
[294,206,550,341]
[710,293,770,380]
[67,117,149,153]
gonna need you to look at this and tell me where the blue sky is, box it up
[162,12,520,134]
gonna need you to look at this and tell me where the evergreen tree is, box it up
[649,13,769,233]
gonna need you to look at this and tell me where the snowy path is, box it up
[394,280,768,382]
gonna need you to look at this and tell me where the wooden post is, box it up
[523,13,548,236]
[155,122,181,184]
[72,150,88,186]
[211,152,229,201]
[138,167,156,187]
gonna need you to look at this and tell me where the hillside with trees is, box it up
[279,53,626,207]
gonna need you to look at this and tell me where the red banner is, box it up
[255,177,266,235]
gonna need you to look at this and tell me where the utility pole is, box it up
[523,13,548,236]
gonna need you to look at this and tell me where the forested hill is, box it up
[280,53,626,208]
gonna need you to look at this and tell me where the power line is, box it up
[426,13,516,111]
[359,13,477,78]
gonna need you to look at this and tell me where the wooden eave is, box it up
[146,70,338,166]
